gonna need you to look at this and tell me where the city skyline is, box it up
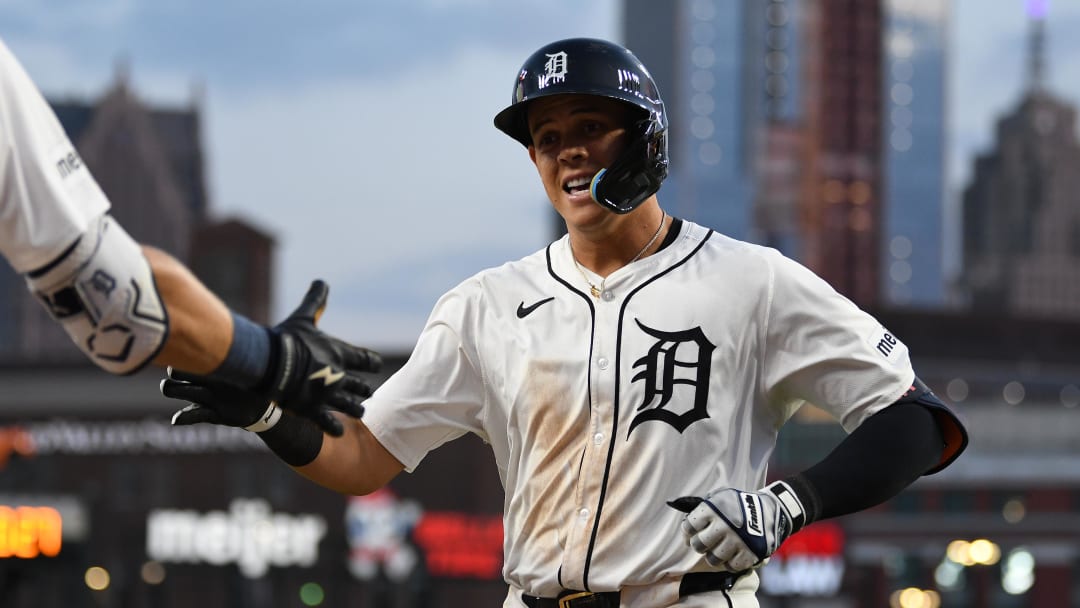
[2,5,1080,604]
[2,1,1079,349]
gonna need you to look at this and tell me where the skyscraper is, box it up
[798,0,885,307]
[624,0,755,241]
[626,0,929,310]
[752,1,805,258]
[961,8,1080,319]
[881,0,948,307]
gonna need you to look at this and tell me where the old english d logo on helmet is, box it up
[494,38,669,214]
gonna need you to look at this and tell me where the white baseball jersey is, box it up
[362,219,914,604]
[0,38,110,274]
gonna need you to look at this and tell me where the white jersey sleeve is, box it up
[361,282,488,473]
[760,249,914,432]
[0,38,111,273]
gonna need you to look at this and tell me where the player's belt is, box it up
[521,571,744,607]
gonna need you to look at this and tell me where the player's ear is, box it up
[528,145,537,166]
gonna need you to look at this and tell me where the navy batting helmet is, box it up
[493,38,669,214]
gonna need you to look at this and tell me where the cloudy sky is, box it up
[2,0,1078,351]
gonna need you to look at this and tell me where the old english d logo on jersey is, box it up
[627,319,715,436]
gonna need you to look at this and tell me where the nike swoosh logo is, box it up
[516,297,555,319]
[308,365,346,386]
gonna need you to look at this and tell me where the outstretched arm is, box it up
[142,245,233,374]
[23,206,380,435]
[162,368,404,495]
[23,217,259,380]
[295,416,405,495]
[2,37,232,377]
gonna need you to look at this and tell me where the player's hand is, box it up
[667,481,806,572]
[162,367,281,430]
[261,280,382,436]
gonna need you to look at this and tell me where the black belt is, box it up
[521,571,745,608]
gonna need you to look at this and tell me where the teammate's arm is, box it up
[19,213,238,377]
[2,37,227,376]
[141,245,232,374]
[26,227,381,434]
[3,36,381,434]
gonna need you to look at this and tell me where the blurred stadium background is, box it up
[2,1,1079,606]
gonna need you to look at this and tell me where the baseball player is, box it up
[0,37,380,437]
[161,38,968,607]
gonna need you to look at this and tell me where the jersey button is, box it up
[601,289,614,302]
[593,433,604,445]
[578,508,589,521]
[597,357,609,370]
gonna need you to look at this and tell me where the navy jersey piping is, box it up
[581,229,715,588]
[545,242,597,590]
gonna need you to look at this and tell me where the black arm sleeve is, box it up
[783,401,944,526]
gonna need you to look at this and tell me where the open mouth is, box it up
[563,176,592,195]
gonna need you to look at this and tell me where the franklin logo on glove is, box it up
[742,493,764,537]
[668,480,807,573]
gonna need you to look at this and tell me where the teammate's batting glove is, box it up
[162,367,333,467]
[667,481,807,572]
[259,280,382,436]
[163,367,284,431]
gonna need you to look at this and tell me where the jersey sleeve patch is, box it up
[865,326,907,367]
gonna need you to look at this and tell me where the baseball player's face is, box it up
[526,94,635,230]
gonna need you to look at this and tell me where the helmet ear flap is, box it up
[590,119,669,214]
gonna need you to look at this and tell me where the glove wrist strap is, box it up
[208,312,272,389]
[256,412,324,467]
[243,401,282,433]
[763,480,809,534]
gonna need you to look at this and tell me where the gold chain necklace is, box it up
[571,211,667,299]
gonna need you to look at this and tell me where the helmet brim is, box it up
[494,91,653,149]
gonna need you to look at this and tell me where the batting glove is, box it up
[162,366,331,467]
[667,481,807,572]
[163,367,284,431]
[260,280,382,436]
